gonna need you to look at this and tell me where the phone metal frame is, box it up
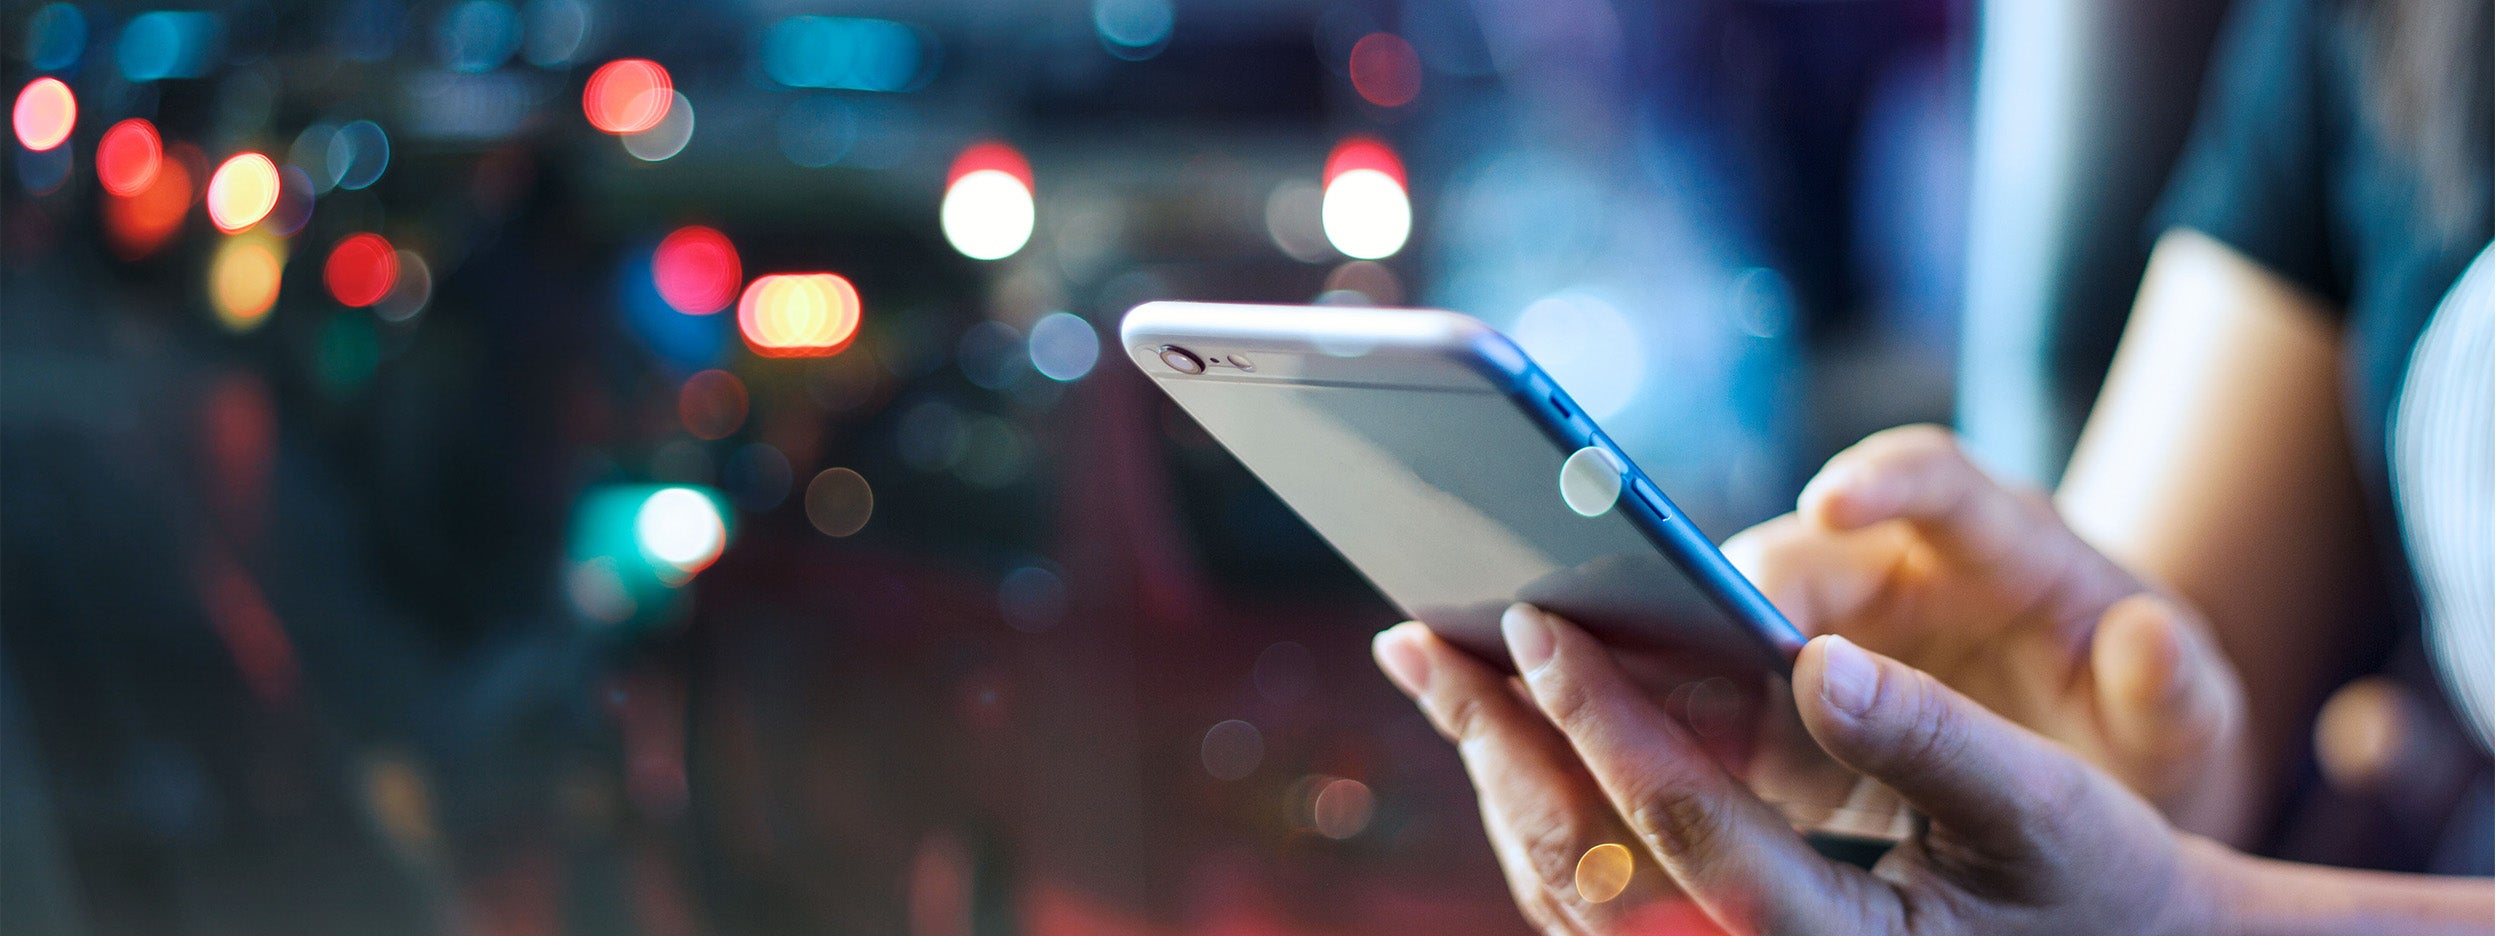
[1121,301,1804,666]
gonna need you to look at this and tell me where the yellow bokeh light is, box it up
[209,233,286,332]
[738,273,861,357]
[207,152,281,233]
[1574,843,1635,903]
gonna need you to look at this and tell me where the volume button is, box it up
[1630,478,1670,519]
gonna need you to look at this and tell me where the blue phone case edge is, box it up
[1456,328,1808,667]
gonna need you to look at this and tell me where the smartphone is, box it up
[1120,301,1805,673]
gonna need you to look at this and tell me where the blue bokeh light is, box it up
[118,11,222,81]
[26,4,88,72]
[762,16,927,93]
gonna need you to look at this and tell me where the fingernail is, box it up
[1374,627,1432,697]
[1817,635,1879,716]
[1502,604,1555,674]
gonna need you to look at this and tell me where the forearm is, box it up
[2061,230,2374,842]
[2190,836,2495,936]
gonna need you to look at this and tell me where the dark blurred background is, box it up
[5,1,2014,933]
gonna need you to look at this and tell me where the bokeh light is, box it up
[737,273,862,358]
[941,143,1035,261]
[634,487,726,577]
[1264,179,1329,262]
[207,153,281,232]
[652,225,741,314]
[437,0,523,73]
[375,250,434,322]
[1512,292,1646,421]
[1200,720,1263,780]
[620,91,694,161]
[1026,311,1100,381]
[209,233,286,332]
[25,4,87,71]
[1321,138,1410,259]
[104,144,195,259]
[13,77,76,151]
[1312,777,1374,839]
[583,58,672,135]
[117,11,220,81]
[1348,33,1421,107]
[677,369,748,440]
[803,467,873,536]
[1092,0,1173,59]
[776,96,857,168]
[522,0,591,67]
[998,565,1068,633]
[324,233,399,308]
[264,165,317,236]
[18,140,71,194]
[1575,843,1635,903]
[96,119,164,196]
[327,120,390,191]
[762,16,926,92]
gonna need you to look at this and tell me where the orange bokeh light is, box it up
[583,59,673,135]
[13,77,76,151]
[1348,33,1421,107]
[737,273,862,358]
[96,118,163,196]
[104,144,197,260]
[209,233,286,332]
[207,152,281,233]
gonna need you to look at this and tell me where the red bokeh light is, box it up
[103,143,198,260]
[652,225,741,315]
[13,77,75,151]
[583,59,673,135]
[737,273,863,358]
[1324,137,1406,188]
[325,233,400,308]
[947,141,1032,188]
[1348,33,1422,108]
[677,369,749,440]
[96,118,163,197]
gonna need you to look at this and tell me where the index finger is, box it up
[1796,425,2055,577]
[1502,605,1898,934]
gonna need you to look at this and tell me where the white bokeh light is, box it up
[622,91,695,162]
[1512,292,1646,422]
[941,169,1035,260]
[635,486,725,574]
[1320,168,1410,260]
[1026,311,1100,381]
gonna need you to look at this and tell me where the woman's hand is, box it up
[1721,425,2250,838]
[1376,607,2227,935]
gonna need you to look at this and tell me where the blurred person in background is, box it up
[1376,0,2493,931]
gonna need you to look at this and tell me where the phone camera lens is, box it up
[1158,346,1205,375]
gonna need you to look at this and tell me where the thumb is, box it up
[2091,594,2241,785]
[1794,635,2102,858]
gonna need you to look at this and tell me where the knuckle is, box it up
[1628,783,1725,861]
[1440,692,1491,745]
[1518,816,1589,896]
